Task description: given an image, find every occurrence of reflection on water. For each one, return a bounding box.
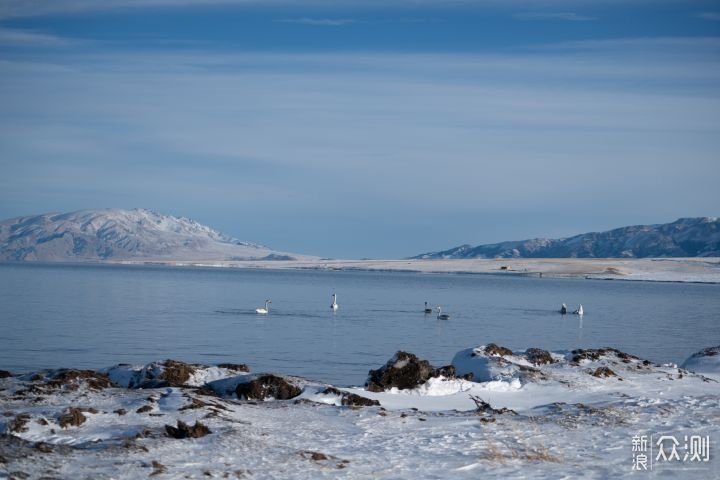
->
[1,263,719,386]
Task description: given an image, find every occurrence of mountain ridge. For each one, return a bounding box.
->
[0,208,309,262]
[413,217,720,259]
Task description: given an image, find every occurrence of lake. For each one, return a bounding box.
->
[1,263,718,386]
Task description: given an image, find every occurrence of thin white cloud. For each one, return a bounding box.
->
[275,17,355,26]
[514,12,596,21]
[0,27,71,46]
[697,12,720,21]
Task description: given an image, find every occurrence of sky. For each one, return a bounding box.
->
[0,0,719,258]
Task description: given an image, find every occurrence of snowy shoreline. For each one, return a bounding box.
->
[2,345,718,479]
[4,257,718,284]
[116,257,720,284]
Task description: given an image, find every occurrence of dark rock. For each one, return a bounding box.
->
[160,360,196,386]
[114,409,127,416]
[47,369,114,390]
[34,442,54,453]
[8,414,31,433]
[322,387,380,407]
[484,343,513,357]
[179,397,210,411]
[165,420,211,439]
[136,405,154,414]
[300,450,334,461]
[366,351,446,392]
[0,370,12,379]
[58,408,87,428]
[526,348,555,365]
[217,363,250,373]
[235,375,301,401]
[436,365,456,378]
[592,367,617,378]
[571,348,639,365]
[150,460,166,476]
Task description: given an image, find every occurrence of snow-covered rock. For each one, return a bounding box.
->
[452,344,542,383]
[681,346,720,374]
[104,359,245,389]
[365,351,458,392]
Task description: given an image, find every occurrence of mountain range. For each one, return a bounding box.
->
[0,209,308,262]
[413,217,720,259]
[2,211,718,262]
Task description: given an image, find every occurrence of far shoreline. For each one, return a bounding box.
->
[2,257,719,284]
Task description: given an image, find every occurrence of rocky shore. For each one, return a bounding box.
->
[1,345,718,478]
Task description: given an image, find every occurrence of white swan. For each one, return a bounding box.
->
[573,304,584,315]
[424,302,433,314]
[255,299,271,314]
[330,293,338,310]
[436,306,450,320]
[560,303,568,314]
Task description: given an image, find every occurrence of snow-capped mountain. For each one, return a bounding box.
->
[0,209,307,262]
[413,217,720,259]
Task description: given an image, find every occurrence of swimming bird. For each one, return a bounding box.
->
[331,293,338,310]
[560,303,568,314]
[255,299,271,315]
[424,302,433,314]
[573,304,584,315]
[436,306,450,320]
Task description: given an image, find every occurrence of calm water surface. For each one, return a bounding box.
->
[1,263,719,386]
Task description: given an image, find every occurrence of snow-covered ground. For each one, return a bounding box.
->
[120,257,720,284]
[1,346,718,479]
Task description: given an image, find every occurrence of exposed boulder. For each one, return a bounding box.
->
[106,359,249,389]
[526,348,555,365]
[235,375,302,401]
[322,387,380,407]
[8,414,31,433]
[592,367,617,378]
[35,369,115,391]
[160,360,195,386]
[58,408,88,428]
[435,365,457,378]
[106,359,197,388]
[570,348,639,365]
[0,370,12,379]
[164,420,211,439]
[483,343,513,357]
[366,351,456,392]
[216,363,250,373]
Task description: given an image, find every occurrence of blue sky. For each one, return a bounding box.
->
[0,0,719,258]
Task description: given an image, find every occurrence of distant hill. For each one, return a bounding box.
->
[413,217,720,259]
[0,208,309,262]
